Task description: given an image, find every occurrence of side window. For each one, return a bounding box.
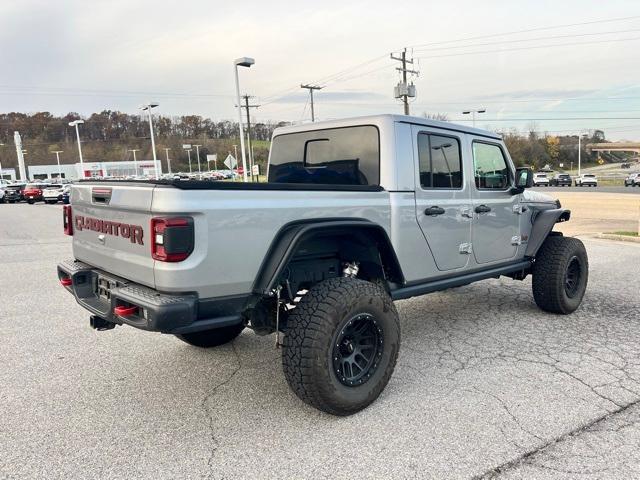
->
[473,142,510,189]
[417,133,463,189]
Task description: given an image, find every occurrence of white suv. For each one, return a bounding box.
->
[533,172,550,186]
[624,172,640,187]
[575,174,598,187]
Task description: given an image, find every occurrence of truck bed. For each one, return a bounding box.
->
[70,181,393,299]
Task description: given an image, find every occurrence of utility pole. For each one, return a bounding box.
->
[391,48,419,115]
[232,144,238,167]
[164,148,172,174]
[301,84,323,121]
[242,95,260,181]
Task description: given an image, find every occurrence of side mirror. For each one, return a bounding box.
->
[511,167,533,194]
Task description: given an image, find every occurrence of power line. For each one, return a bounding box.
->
[408,14,640,49]
[413,27,640,53]
[416,36,640,60]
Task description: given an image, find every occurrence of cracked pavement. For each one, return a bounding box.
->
[1,203,640,479]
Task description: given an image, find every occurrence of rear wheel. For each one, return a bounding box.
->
[175,323,245,348]
[282,277,400,416]
[532,236,588,314]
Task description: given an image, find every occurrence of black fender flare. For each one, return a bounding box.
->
[252,219,405,295]
[525,208,571,257]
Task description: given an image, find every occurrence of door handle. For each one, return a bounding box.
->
[475,204,492,214]
[425,206,445,216]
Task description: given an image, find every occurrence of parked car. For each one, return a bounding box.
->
[0,185,5,203]
[550,173,572,187]
[58,114,586,416]
[62,184,71,204]
[574,174,598,187]
[533,172,550,186]
[43,185,64,204]
[624,172,640,187]
[4,183,26,203]
[22,183,45,203]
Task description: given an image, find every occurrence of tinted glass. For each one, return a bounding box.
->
[417,133,463,189]
[268,126,379,185]
[473,142,510,189]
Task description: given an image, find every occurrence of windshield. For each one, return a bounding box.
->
[268,125,380,185]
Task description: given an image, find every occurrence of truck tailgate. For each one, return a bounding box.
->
[71,183,156,288]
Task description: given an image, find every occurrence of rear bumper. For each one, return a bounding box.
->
[57,259,246,333]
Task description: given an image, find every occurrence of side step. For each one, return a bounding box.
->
[391,260,532,301]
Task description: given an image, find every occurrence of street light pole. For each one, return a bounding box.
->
[193,144,202,173]
[186,149,193,173]
[128,149,140,176]
[578,135,581,177]
[0,143,4,181]
[53,150,64,179]
[462,109,486,128]
[164,148,172,174]
[140,103,159,179]
[234,57,255,182]
[68,120,85,172]
[576,130,590,177]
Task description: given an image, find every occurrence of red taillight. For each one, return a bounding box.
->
[60,277,73,286]
[150,217,194,262]
[114,305,138,317]
[63,205,73,235]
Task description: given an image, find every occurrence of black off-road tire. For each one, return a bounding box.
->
[532,236,588,314]
[175,323,245,348]
[282,277,400,416]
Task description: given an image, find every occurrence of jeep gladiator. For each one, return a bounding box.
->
[58,114,588,415]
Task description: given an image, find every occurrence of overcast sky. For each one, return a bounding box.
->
[2,0,640,139]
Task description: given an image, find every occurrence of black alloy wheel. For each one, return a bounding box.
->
[564,256,582,298]
[332,313,383,387]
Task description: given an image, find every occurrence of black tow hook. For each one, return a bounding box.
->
[89,315,116,331]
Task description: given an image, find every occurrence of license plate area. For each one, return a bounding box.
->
[96,275,117,301]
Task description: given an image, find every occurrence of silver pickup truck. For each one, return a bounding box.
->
[58,114,588,415]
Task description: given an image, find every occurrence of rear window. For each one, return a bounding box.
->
[25,184,39,189]
[268,126,380,185]
[585,175,596,178]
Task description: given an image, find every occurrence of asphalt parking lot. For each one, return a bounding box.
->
[2,202,640,479]
[533,186,640,194]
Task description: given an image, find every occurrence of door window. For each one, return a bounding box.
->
[473,142,510,189]
[417,134,462,189]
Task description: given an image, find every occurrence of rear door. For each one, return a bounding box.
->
[71,183,156,287]
[412,125,472,271]
[469,139,520,264]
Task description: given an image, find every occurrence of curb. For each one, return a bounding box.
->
[595,233,640,244]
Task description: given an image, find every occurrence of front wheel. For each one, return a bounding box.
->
[175,323,245,348]
[282,277,400,416]
[532,236,588,314]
